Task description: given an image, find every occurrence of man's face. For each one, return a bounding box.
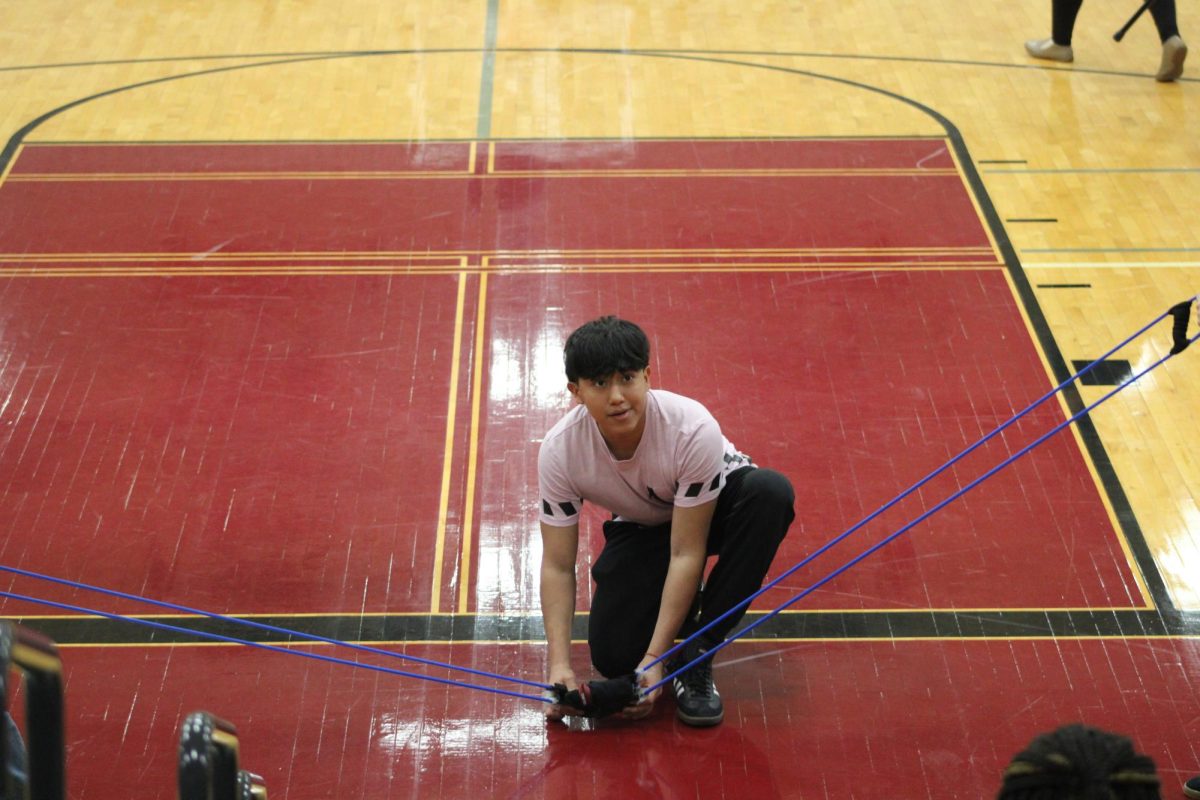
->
[568,368,651,448]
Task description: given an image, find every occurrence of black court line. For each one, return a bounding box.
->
[11,609,1200,646]
[1037,283,1092,288]
[1006,218,1059,223]
[2,45,1194,84]
[0,46,1180,636]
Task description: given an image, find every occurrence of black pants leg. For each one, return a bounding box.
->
[696,467,795,643]
[1149,0,1180,42]
[1052,0,1085,46]
[587,466,795,677]
[587,517,672,677]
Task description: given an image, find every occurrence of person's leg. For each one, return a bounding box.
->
[1148,0,1180,41]
[668,466,794,727]
[695,466,795,643]
[1051,0,1085,45]
[587,519,672,678]
[1027,0,1082,62]
[1149,0,1187,82]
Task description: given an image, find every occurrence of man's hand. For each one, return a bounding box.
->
[545,666,580,721]
[620,653,663,720]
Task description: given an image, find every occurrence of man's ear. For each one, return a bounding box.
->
[567,382,579,400]
[643,367,651,386]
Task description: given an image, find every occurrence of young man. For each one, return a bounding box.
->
[538,316,795,726]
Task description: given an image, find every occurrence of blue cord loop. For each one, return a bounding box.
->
[0,590,552,704]
[641,297,1198,696]
[0,565,553,693]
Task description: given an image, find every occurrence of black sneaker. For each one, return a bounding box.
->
[1184,775,1200,800]
[669,643,724,727]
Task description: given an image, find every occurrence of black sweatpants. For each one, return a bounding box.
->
[587,466,795,678]
[1053,0,1180,45]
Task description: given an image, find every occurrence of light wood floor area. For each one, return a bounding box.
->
[0,0,1196,611]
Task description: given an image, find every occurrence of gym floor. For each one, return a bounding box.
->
[0,2,1197,797]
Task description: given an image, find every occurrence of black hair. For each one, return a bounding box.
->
[563,316,650,383]
[997,724,1161,800]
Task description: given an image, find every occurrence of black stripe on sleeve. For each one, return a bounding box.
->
[708,472,721,491]
[558,501,577,517]
[542,500,553,516]
[684,482,703,498]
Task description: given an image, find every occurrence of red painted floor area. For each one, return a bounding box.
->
[0,275,460,616]
[47,638,1200,799]
[0,139,990,260]
[0,139,1186,799]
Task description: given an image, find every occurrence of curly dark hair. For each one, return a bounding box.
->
[997,724,1161,799]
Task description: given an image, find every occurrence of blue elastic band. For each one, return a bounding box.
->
[641,300,1188,676]
[645,322,1199,696]
[0,590,552,705]
[0,565,552,692]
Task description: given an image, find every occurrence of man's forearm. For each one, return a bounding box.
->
[646,552,705,657]
[540,566,577,669]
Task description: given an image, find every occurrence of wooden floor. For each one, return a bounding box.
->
[0,2,1198,798]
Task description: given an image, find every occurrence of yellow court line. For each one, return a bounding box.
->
[0,143,24,190]
[467,141,477,174]
[13,602,1153,621]
[486,168,958,178]
[998,268,1154,608]
[5,167,959,182]
[458,273,488,614]
[487,141,496,175]
[52,633,1200,650]
[7,171,478,182]
[430,272,469,615]
[0,259,1000,270]
[945,142,1006,264]
[0,246,996,260]
[0,269,471,279]
[0,264,1005,280]
[0,264,1006,279]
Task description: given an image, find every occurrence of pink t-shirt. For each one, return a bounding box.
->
[538,389,752,527]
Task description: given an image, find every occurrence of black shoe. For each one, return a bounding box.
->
[1184,775,1200,800]
[669,643,724,727]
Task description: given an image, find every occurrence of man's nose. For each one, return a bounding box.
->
[607,383,624,403]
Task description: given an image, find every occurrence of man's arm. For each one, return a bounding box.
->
[630,499,716,712]
[540,521,579,716]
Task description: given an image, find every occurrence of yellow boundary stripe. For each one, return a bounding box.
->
[467,141,477,174]
[49,634,1200,649]
[458,273,488,614]
[945,141,1005,264]
[6,167,959,182]
[10,604,1153,621]
[7,171,470,182]
[430,273,468,615]
[0,264,1005,279]
[0,246,995,260]
[23,136,950,147]
[0,256,998,266]
[1000,266,1154,608]
[0,143,24,190]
